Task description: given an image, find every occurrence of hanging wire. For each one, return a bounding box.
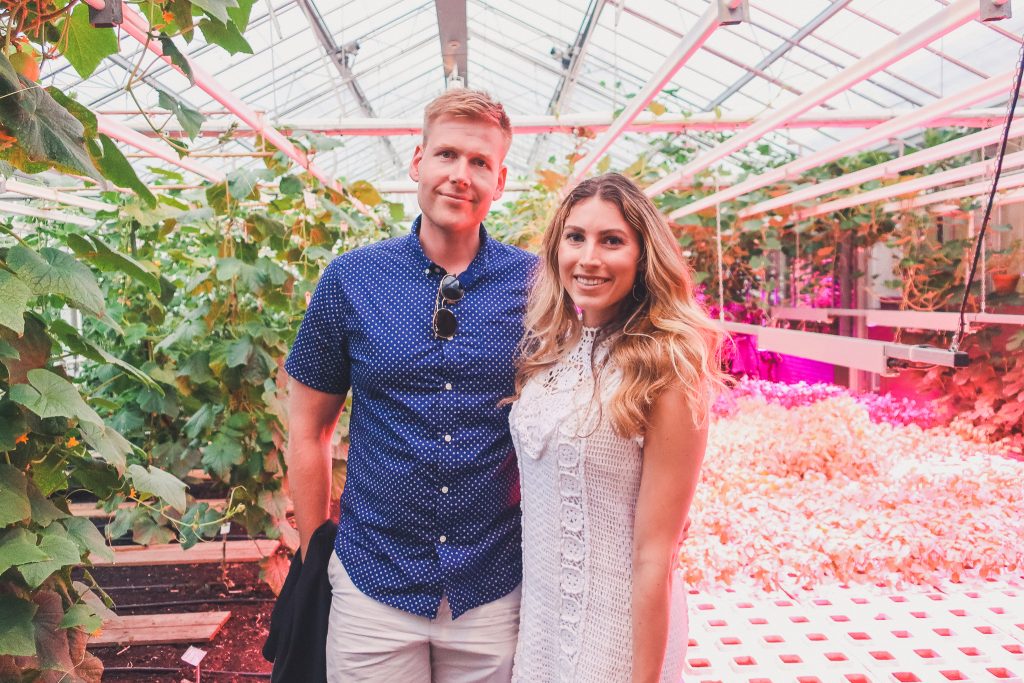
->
[951,37,1024,351]
[715,173,726,320]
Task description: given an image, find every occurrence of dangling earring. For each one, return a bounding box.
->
[631,283,644,302]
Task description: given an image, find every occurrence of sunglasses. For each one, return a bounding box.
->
[433,273,465,340]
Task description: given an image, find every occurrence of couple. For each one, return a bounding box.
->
[285,89,724,682]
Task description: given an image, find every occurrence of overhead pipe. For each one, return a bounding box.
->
[740,119,1024,218]
[2,179,110,212]
[566,0,747,185]
[103,109,1021,137]
[0,200,97,227]
[796,149,1024,220]
[667,68,1013,221]
[883,172,1024,212]
[644,0,981,198]
[98,115,226,182]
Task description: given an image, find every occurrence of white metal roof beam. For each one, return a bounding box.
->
[567,0,748,185]
[646,0,981,199]
[665,67,1012,221]
[883,172,1024,212]
[798,149,1024,220]
[435,0,468,86]
[527,0,607,168]
[114,109,1019,137]
[752,5,941,101]
[740,120,1024,218]
[295,0,403,170]
[705,0,857,112]
[0,201,97,228]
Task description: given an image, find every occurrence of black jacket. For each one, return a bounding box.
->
[262,520,337,683]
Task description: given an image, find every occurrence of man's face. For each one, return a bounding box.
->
[409,114,508,236]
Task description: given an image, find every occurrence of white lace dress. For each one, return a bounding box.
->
[509,327,688,683]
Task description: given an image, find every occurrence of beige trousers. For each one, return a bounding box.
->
[326,552,520,682]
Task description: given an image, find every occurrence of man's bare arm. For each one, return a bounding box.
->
[285,378,346,559]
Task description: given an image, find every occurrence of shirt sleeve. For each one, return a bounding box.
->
[284,258,352,396]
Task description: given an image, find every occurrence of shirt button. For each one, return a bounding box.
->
[424,268,431,275]
[444,434,452,442]
[439,535,447,543]
[441,486,449,494]
[444,382,452,391]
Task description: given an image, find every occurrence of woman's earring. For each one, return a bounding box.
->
[632,284,644,301]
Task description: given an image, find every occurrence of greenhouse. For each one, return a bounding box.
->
[1,0,1023,681]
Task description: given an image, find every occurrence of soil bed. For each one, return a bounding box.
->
[82,561,275,682]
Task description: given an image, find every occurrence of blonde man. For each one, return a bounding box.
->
[285,90,535,681]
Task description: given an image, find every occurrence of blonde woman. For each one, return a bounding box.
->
[508,173,725,682]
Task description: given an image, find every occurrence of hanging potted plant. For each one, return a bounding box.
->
[989,240,1023,296]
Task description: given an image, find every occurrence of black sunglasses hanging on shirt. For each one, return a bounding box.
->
[433,274,464,340]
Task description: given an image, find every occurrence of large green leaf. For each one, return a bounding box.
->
[0,270,32,335]
[79,422,131,475]
[65,233,161,294]
[201,432,244,479]
[90,134,157,207]
[227,0,256,31]
[0,55,100,179]
[0,528,48,575]
[0,464,31,527]
[126,464,187,513]
[157,91,203,140]
[63,517,114,564]
[6,245,104,316]
[226,335,253,367]
[62,5,118,78]
[9,368,103,426]
[18,525,83,588]
[191,0,239,24]
[48,319,160,391]
[59,604,103,634]
[27,483,66,528]
[131,514,176,546]
[46,87,98,140]
[198,17,253,54]
[158,36,195,86]
[0,595,37,657]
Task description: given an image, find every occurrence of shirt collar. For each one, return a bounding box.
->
[406,215,491,289]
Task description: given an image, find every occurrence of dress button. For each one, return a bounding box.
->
[444,434,452,442]
[424,268,431,275]
[444,382,452,391]
[441,486,449,494]
[439,535,447,543]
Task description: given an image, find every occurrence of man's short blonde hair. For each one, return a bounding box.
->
[423,89,512,151]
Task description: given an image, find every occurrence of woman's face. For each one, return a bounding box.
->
[557,196,642,328]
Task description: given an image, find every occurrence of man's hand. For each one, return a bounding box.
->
[285,378,346,559]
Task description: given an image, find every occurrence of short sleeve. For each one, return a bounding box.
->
[284,259,351,395]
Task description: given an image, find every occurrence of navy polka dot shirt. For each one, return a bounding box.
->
[285,217,538,619]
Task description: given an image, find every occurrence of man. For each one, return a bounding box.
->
[284,89,536,682]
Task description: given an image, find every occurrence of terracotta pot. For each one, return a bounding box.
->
[992,271,1021,296]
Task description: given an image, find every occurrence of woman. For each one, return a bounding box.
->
[508,173,725,682]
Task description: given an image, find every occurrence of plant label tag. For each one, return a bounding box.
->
[181,646,207,666]
[303,189,317,210]
[220,522,231,535]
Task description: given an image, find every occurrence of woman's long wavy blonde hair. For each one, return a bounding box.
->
[510,173,726,438]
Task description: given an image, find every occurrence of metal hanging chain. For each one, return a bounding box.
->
[952,37,1024,352]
